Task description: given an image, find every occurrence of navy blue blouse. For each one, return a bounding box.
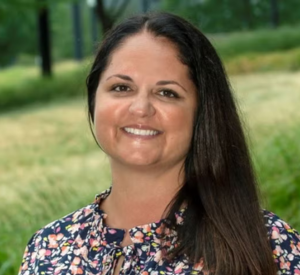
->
[19,188,300,274]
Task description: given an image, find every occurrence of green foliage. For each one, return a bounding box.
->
[50,2,74,60]
[0,0,136,67]
[0,0,37,65]
[231,71,300,227]
[0,0,93,66]
[161,0,300,32]
[2,0,300,67]
[50,1,99,61]
[254,125,300,227]
[0,250,15,275]
[159,1,300,75]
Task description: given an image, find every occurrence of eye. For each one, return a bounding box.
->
[158,89,179,98]
[111,84,131,92]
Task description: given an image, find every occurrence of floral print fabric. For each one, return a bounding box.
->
[19,188,300,275]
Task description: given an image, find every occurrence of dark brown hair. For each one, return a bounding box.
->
[86,12,277,275]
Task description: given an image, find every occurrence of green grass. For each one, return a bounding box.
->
[0,100,111,274]
[0,61,91,112]
[210,25,300,59]
[231,72,300,226]
[0,71,300,275]
[208,26,300,74]
[225,47,300,74]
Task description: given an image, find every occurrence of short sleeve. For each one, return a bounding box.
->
[265,211,300,274]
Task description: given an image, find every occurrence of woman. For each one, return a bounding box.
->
[19,12,300,275]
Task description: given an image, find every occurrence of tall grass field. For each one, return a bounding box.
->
[0,71,300,274]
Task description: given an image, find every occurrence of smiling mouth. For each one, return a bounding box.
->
[123,127,160,136]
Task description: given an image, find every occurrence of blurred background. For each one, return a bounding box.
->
[0,0,299,274]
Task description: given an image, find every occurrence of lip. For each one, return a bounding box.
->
[121,124,162,139]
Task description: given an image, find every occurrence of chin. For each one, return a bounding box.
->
[123,158,158,167]
[110,153,160,168]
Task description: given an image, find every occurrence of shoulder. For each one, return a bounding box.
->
[33,200,99,242]
[263,210,300,274]
[23,188,111,248]
[263,210,300,243]
[20,202,98,254]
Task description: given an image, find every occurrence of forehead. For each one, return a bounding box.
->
[115,31,179,55]
[101,32,189,80]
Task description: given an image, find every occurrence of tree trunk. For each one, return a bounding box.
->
[38,0,52,76]
[270,0,279,28]
[72,2,83,61]
[95,0,114,34]
[95,0,131,34]
[243,0,252,29]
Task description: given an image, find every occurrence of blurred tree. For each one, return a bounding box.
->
[1,0,300,68]
[0,0,86,68]
[270,0,279,28]
[0,0,37,66]
[160,0,300,33]
[50,2,74,60]
[95,0,131,33]
[242,0,252,29]
[280,0,300,25]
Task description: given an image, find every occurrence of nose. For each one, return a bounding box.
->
[128,93,155,118]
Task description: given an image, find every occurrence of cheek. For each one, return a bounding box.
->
[167,107,195,136]
[93,95,129,146]
[93,99,116,144]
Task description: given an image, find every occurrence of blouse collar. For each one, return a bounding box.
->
[91,187,185,248]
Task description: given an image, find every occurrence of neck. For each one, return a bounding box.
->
[100,160,184,230]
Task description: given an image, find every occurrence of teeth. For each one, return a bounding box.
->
[124,128,159,136]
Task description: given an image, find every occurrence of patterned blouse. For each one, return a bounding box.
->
[19,188,300,275]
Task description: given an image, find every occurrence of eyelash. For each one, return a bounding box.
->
[111,84,131,92]
[110,84,180,99]
[157,89,180,99]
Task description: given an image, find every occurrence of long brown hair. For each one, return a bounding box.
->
[86,12,277,275]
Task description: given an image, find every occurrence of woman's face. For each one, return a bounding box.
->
[94,32,197,170]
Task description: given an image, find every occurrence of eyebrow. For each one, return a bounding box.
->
[106,74,188,93]
[106,74,133,82]
[156,80,187,93]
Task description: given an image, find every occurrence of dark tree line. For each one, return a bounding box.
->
[1,0,300,75]
[162,0,298,33]
[0,0,132,75]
